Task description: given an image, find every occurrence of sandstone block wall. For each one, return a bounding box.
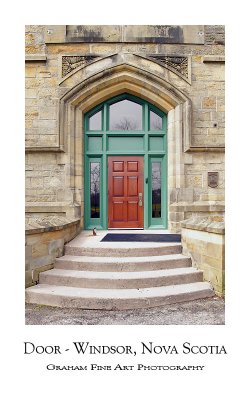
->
[182,218,225,296]
[25,25,225,284]
[25,218,80,287]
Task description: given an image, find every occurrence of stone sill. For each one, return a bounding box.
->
[170,201,225,213]
[203,55,225,63]
[26,217,80,235]
[25,55,47,62]
[184,146,225,153]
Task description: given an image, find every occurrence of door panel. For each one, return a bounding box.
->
[113,161,124,172]
[127,201,138,221]
[127,176,138,196]
[113,176,124,196]
[113,201,124,221]
[108,156,144,228]
[127,161,138,172]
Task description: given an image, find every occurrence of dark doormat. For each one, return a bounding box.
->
[101,233,181,242]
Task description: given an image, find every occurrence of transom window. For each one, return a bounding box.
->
[89,110,102,130]
[150,110,163,130]
[86,94,165,133]
[109,99,142,130]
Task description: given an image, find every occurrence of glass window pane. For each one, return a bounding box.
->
[150,110,163,130]
[89,110,102,130]
[90,162,100,218]
[109,99,142,130]
[152,162,161,218]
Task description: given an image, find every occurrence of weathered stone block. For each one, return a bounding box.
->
[25,66,37,77]
[26,88,38,99]
[39,107,57,120]
[25,271,33,288]
[32,242,48,258]
[31,254,53,268]
[48,239,64,257]
[25,245,32,270]
[206,242,224,259]
[186,174,203,188]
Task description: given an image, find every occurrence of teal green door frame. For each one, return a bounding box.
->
[84,93,168,230]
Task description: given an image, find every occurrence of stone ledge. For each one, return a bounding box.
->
[26,202,69,213]
[170,201,225,213]
[25,55,47,62]
[25,216,80,234]
[25,146,65,153]
[203,55,225,63]
[181,216,225,234]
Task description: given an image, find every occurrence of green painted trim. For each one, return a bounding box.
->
[84,156,105,230]
[84,93,168,230]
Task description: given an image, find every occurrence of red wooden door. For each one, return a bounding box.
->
[108,156,144,228]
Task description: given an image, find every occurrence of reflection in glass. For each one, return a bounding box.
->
[152,162,161,218]
[90,162,100,218]
[89,110,102,130]
[150,111,163,130]
[109,100,142,130]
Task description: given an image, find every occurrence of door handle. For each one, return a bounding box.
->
[139,192,143,207]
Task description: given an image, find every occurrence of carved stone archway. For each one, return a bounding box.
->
[58,54,192,231]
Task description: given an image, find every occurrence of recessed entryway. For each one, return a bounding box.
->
[84,93,168,230]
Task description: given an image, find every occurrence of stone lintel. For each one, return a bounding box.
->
[44,25,204,44]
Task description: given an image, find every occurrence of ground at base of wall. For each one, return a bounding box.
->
[25,296,224,325]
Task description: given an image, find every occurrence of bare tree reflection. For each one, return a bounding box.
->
[114,117,138,130]
[151,119,162,130]
[110,100,142,130]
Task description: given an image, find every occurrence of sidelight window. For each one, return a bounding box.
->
[90,162,100,218]
[152,162,161,218]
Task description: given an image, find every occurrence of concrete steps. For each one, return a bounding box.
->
[25,282,214,310]
[64,242,182,257]
[25,231,214,310]
[39,267,203,289]
[54,253,192,271]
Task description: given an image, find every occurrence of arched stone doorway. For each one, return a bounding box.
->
[58,54,192,232]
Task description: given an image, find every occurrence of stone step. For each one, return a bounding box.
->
[25,282,214,310]
[55,253,191,271]
[39,267,203,289]
[64,242,182,257]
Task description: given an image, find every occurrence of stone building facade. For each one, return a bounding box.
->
[25,25,225,295]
